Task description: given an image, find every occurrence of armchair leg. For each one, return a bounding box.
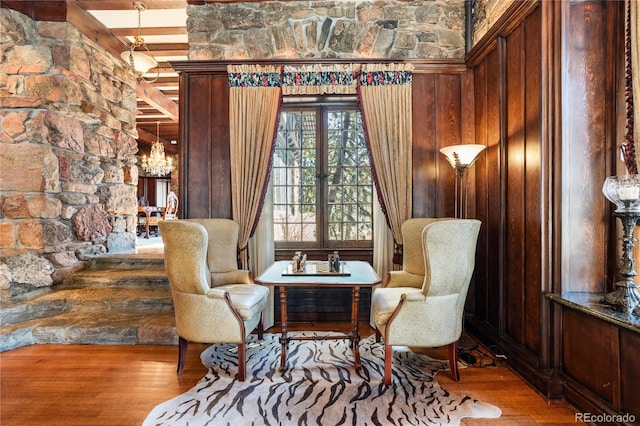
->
[177,336,188,375]
[384,343,393,386]
[375,328,382,343]
[257,313,264,340]
[448,341,459,381]
[237,341,246,381]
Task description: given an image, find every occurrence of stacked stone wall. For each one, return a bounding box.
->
[187,0,466,60]
[471,0,511,46]
[0,9,139,301]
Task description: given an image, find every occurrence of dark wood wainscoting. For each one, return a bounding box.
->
[466,0,630,419]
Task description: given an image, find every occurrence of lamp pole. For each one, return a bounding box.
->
[440,144,486,219]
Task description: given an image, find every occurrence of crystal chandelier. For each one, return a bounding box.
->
[141,121,173,176]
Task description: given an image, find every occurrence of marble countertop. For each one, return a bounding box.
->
[546,292,640,333]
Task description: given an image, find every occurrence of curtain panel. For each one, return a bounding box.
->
[358,63,414,269]
[228,64,282,269]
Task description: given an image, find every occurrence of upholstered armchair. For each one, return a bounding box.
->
[383,218,445,290]
[372,219,481,385]
[159,219,269,381]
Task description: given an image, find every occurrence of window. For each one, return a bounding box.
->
[273,101,373,249]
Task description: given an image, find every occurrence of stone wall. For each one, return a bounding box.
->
[471,0,511,46]
[187,0,466,60]
[0,9,139,302]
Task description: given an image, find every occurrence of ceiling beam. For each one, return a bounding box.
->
[137,127,170,145]
[136,80,179,122]
[75,0,186,10]
[112,27,188,37]
[1,1,67,20]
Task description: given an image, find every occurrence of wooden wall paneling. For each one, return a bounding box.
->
[472,61,488,320]
[620,329,640,420]
[605,0,627,292]
[209,74,232,218]
[470,47,502,328]
[523,5,543,355]
[434,74,462,218]
[411,73,438,218]
[560,0,609,293]
[180,73,232,219]
[504,23,526,344]
[485,47,503,329]
[562,309,620,407]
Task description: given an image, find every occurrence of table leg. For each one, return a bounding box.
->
[351,286,361,368]
[144,212,150,239]
[279,286,288,370]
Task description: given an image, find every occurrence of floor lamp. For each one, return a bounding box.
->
[439,144,486,218]
[439,144,487,358]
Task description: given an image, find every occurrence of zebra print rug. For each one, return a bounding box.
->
[143,332,501,426]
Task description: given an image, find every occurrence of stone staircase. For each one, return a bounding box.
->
[0,252,177,352]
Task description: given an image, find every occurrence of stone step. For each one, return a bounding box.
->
[62,267,169,289]
[0,248,176,353]
[41,287,173,313]
[1,296,70,327]
[1,287,173,326]
[0,311,176,351]
[88,253,165,270]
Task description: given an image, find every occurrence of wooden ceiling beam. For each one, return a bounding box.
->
[1,1,67,20]
[137,127,171,145]
[75,0,186,10]
[112,27,187,37]
[136,80,179,122]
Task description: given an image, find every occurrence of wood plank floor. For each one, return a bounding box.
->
[1,323,580,426]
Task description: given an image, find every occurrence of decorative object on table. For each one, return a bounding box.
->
[291,251,306,272]
[439,144,486,218]
[282,261,351,276]
[329,250,341,272]
[601,174,640,313]
[142,333,502,426]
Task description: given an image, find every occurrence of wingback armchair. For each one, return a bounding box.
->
[159,218,269,381]
[383,218,445,289]
[372,219,481,385]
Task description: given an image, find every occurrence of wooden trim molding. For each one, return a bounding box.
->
[171,59,466,75]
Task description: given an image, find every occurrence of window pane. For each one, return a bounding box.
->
[275,107,372,245]
[326,110,372,242]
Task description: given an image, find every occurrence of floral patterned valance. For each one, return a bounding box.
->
[359,63,414,86]
[282,64,359,95]
[228,63,415,91]
[228,64,282,88]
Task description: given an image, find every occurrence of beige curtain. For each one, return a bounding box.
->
[249,181,275,328]
[228,64,282,269]
[358,63,414,270]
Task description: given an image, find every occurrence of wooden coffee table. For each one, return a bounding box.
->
[255,260,381,370]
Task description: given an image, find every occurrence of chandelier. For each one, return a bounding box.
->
[121,1,158,83]
[141,121,173,176]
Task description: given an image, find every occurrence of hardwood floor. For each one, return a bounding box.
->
[1,323,580,426]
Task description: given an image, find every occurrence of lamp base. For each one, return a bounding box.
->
[601,280,640,314]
